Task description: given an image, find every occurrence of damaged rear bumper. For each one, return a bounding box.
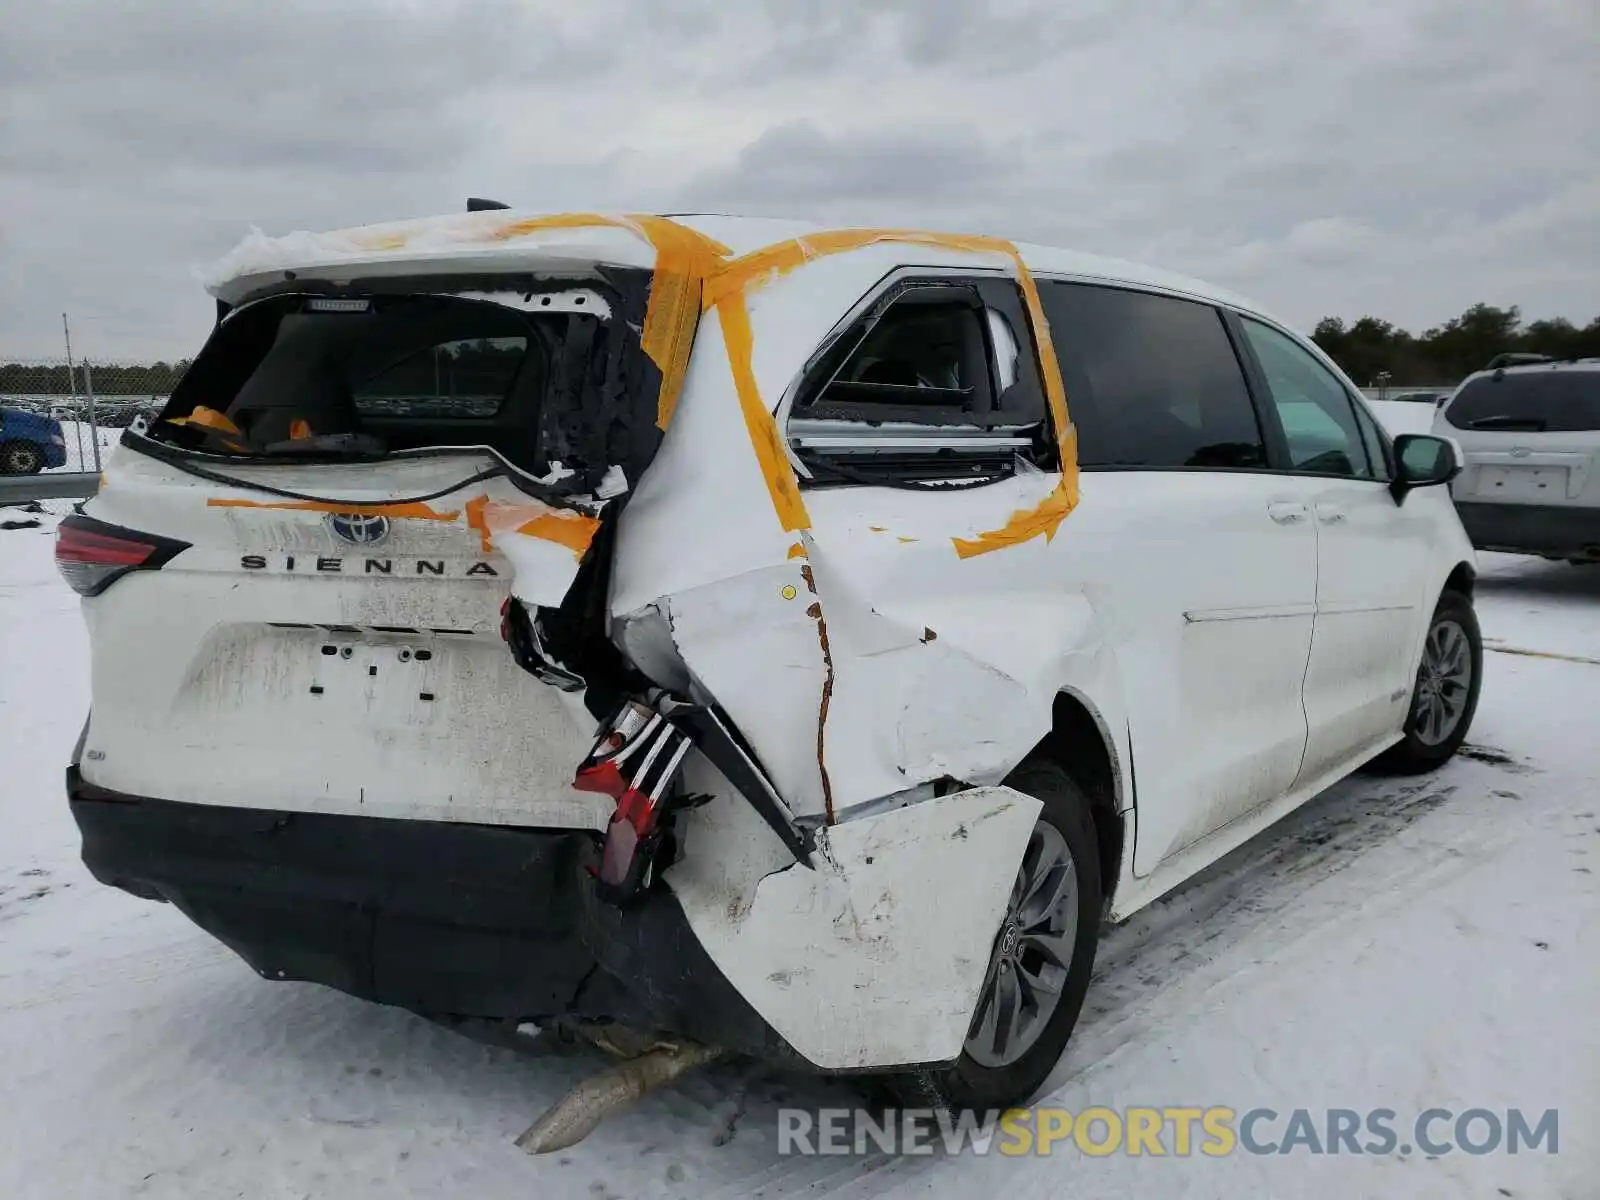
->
[67,767,801,1065]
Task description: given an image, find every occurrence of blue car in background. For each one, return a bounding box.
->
[0,407,69,474]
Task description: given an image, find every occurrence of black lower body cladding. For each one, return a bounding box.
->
[67,769,798,1064]
[1454,501,1600,560]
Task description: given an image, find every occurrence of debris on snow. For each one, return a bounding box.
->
[515,1039,723,1155]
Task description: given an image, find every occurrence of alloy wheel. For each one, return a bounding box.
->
[1413,618,1472,746]
[964,821,1079,1069]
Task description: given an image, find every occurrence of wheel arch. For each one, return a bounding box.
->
[1443,559,1476,599]
[1031,687,1129,904]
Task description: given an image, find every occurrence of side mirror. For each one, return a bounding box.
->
[1391,433,1463,503]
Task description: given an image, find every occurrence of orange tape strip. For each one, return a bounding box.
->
[465,494,602,559]
[353,212,732,435]
[206,498,460,521]
[266,215,1083,558]
[166,406,242,437]
[211,493,601,560]
[705,228,1080,555]
[483,213,731,431]
[463,494,495,553]
[627,216,732,428]
[716,291,812,533]
[512,511,602,557]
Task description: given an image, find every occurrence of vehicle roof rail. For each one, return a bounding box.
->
[1483,352,1554,371]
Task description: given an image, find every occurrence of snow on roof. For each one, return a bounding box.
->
[202,209,1278,325]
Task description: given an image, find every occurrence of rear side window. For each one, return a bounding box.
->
[786,276,1053,488]
[793,280,1044,428]
[1039,283,1266,469]
[1444,371,1600,433]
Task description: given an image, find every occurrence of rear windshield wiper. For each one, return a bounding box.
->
[1468,415,1548,431]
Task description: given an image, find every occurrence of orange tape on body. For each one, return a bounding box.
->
[282,216,1082,557]
[165,406,242,436]
[716,292,813,533]
[207,497,460,521]
[464,494,602,559]
[357,213,731,434]
[485,213,731,430]
[211,493,600,560]
[705,229,1080,556]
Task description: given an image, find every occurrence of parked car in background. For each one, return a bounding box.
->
[62,209,1481,1114]
[1434,359,1600,564]
[94,404,163,429]
[0,406,68,473]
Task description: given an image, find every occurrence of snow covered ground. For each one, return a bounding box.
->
[1,512,1595,1199]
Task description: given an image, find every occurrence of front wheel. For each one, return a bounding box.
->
[1369,589,1483,775]
[878,758,1103,1111]
[0,441,45,475]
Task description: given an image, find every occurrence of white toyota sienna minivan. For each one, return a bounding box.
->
[60,210,1481,1111]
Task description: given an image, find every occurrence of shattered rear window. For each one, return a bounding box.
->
[351,335,529,419]
[149,289,604,475]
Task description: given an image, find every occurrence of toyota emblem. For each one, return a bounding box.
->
[327,513,391,546]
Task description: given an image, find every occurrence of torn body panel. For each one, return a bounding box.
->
[663,781,1041,1070]
[611,243,1102,820]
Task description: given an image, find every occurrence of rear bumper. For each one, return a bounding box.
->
[68,768,798,1064]
[1454,501,1600,560]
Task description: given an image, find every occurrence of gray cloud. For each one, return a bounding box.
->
[1,0,1595,360]
[675,121,1019,213]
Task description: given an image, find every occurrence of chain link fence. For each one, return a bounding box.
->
[1,356,185,477]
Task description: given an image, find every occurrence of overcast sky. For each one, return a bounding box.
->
[2,0,1595,361]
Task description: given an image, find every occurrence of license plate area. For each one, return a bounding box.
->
[1475,464,1569,500]
[302,631,461,728]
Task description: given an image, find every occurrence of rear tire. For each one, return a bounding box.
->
[0,441,45,475]
[874,758,1103,1111]
[1368,589,1482,775]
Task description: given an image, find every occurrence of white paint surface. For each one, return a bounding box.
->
[669,786,1040,1071]
[76,450,612,828]
[3,521,1597,1198]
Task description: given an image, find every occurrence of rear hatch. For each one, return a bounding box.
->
[70,270,669,828]
[1440,367,1600,509]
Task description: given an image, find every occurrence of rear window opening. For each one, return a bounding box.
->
[787,278,1055,488]
[146,276,661,494]
[1445,370,1600,434]
[795,283,1042,429]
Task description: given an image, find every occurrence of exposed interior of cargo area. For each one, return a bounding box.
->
[73,250,693,838]
[150,269,667,494]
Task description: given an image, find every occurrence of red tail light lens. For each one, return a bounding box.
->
[55,514,190,596]
[574,699,695,904]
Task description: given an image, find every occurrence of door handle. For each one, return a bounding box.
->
[1316,503,1346,523]
[1267,501,1308,524]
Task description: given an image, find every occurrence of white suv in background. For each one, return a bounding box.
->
[1435,358,1600,564]
[60,209,1481,1114]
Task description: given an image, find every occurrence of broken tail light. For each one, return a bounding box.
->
[55,514,190,597]
[576,698,697,904]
